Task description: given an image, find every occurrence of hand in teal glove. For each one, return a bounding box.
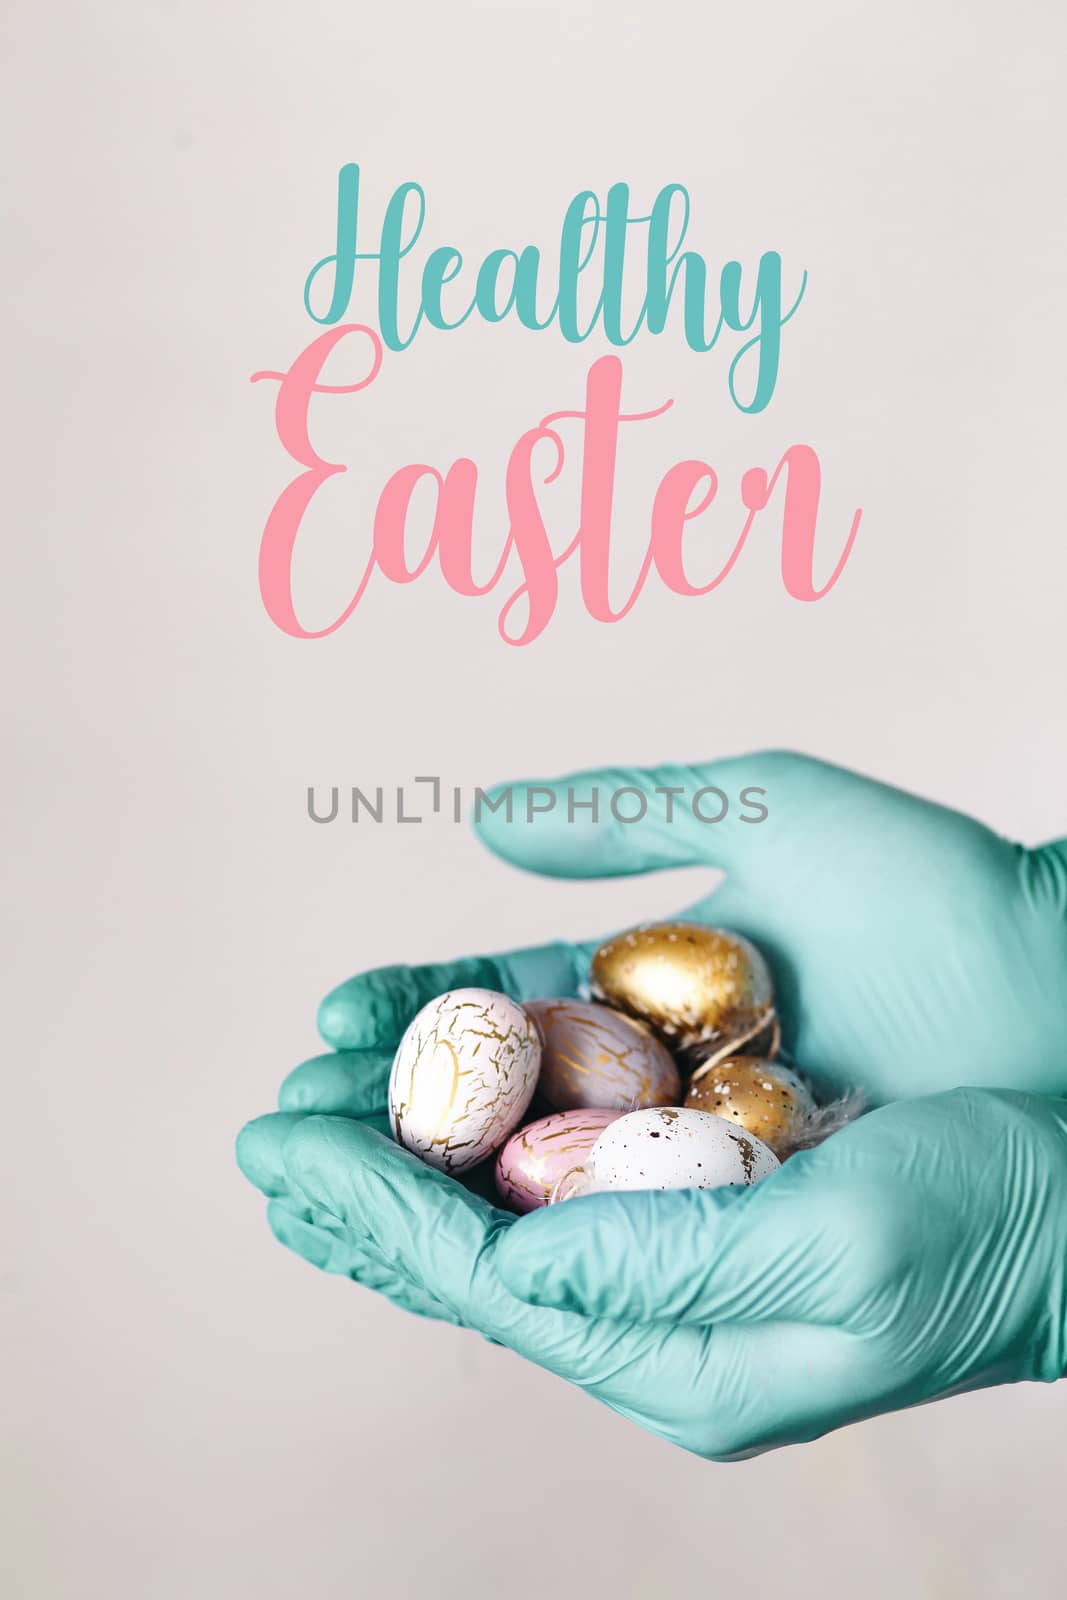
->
[307,751,1067,1105]
[237,751,1067,1452]
[240,1090,1067,1458]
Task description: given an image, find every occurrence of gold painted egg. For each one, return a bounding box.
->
[684,1057,815,1157]
[525,998,681,1112]
[590,922,775,1054]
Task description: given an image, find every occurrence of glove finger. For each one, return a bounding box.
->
[317,942,585,1050]
[496,1164,830,1327]
[278,1050,394,1116]
[280,1115,691,1387]
[237,1109,396,1200]
[471,753,801,883]
[473,751,999,896]
[236,1113,310,1198]
[241,1106,503,1221]
[265,1200,461,1324]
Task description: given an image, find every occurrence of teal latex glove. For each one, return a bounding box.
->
[240,1090,1067,1458]
[309,752,1067,1105]
[236,751,1067,1452]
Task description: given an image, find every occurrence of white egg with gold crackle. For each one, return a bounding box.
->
[389,989,540,1175]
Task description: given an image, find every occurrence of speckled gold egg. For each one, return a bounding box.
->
[590,922,775,1055]
[684,1057,815,1156]
[525,998,681,1112]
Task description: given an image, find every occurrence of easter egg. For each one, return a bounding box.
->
[684,1057,816,1157]
[495,1108,621,1212]
[524,998,680,1112]
[590,922,775,1055]
[552,1105,779,1200]
[389,989,540,1175]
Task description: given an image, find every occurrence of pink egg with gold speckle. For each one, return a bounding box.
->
[495,1109,621,1212]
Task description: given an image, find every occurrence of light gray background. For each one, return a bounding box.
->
[4,2,1066,1596]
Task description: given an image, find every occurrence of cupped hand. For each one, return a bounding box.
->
[238,1089,1067,1457]
[236,750,1067,1451]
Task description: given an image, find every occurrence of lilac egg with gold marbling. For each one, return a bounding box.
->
[524,998,681,1112]
[495,1108,621,1212]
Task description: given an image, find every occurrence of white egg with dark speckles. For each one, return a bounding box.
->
[558,1105,779,1196]
[389,989,540,1174]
